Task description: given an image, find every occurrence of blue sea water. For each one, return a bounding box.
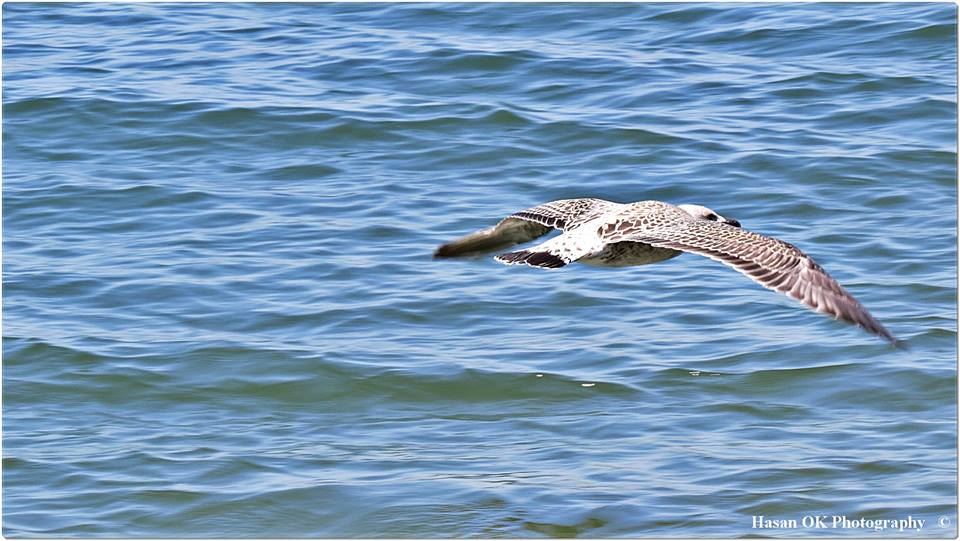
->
[3,2,957,538]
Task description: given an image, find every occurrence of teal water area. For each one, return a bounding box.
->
[3,3,957,537]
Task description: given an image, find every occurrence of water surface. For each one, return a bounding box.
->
[3,3,957,537]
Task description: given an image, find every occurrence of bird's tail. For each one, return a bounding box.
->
[434,226,517,258]
[434,218,551,258]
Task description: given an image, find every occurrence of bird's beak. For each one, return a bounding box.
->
[724,218,741,228]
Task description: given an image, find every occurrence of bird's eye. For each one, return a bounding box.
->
[706,214,718,221]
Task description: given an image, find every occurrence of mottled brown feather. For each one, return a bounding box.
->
[624,220,897,343]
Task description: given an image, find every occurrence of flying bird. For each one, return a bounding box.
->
[434,198,898,344]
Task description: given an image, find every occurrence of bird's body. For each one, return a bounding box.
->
[579,240,681,267]
[434,198,899,344]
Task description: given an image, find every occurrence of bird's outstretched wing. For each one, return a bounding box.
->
[623,220,899,344]
[434,198,618,258]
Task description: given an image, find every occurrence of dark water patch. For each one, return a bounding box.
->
[896,22,958,42]
[194,106,293,127]
[524,516,607,537]
[817,97,956,132]
[428,49,538,73]
[261,163,341,180]
[769,86,831,99]
[875,148,956,168]
[644,5,722,24]
[849,74,940,93]
[349,369,641,405]
[703,401,812,421]
[771,70,873,87]
[4,338,112,368]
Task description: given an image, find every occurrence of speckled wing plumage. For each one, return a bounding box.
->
[433,198,619,257]
[623,220,898,344]
[508,198,620,231]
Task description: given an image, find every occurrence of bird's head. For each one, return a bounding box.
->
[677,204,741,228]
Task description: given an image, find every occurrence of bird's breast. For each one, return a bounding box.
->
[579,241,682,267]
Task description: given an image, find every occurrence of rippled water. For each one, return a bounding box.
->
[3,3,957,538]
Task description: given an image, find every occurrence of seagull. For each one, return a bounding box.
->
[434,198,899,344]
